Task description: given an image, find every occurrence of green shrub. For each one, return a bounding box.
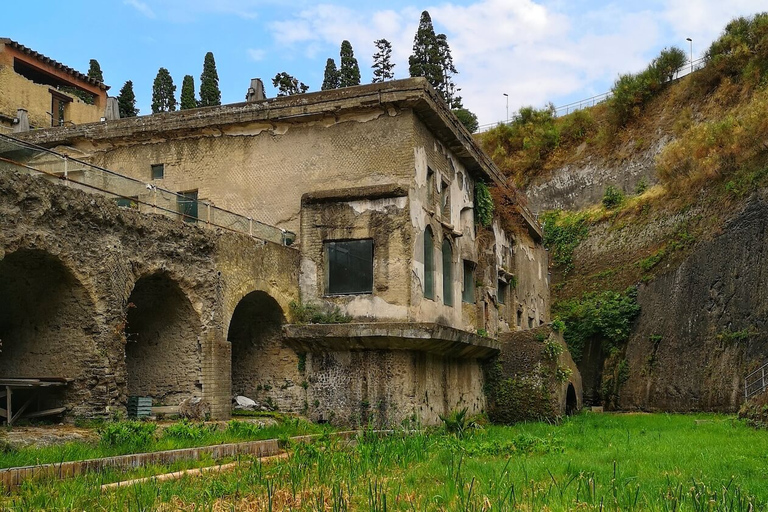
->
[226,419,265,438]
[559,109,595,145]
[542,338,564,360]
[161,419,216,441]
[541,210,590,274]
[551,318,566,333]
[602,185,625,209]
[99,421,157,447]
[474,181,494,227]
[289,301,352,324]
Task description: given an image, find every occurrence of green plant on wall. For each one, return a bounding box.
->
[475,181,494,227]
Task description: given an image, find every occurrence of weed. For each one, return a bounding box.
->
[289,301,352,324]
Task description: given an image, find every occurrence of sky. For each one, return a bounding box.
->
[4,1,767,127]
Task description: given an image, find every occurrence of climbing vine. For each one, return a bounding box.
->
[474,181,494,227]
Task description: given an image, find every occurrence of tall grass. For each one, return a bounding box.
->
[4,414,768,511]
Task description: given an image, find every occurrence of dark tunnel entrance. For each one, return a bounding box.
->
[566,383,578,416]
[0,249,101,420]
[125,273,202,406]
[227,291,285,399]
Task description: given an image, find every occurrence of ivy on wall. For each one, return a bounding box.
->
[475,181,494,227]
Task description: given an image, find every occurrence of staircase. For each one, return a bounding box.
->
[744,362,768,399]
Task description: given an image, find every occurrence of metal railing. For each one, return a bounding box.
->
[477,57,707,133]
[0,133,296,246]
[745,361,768,399]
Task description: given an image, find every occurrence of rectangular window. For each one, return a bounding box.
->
[462,260,475,303]
[326,239,374,295]
[441,180,451,221]
[115,196,139,209]
[498,279,508,304]
[177,190,198,223]
[151,164,164,180]
[426,167,435,207]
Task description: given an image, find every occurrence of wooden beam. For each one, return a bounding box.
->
[10,391,36,424]
[21,407,66,419]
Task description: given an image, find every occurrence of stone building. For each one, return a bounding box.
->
[8,78,562,425]
[0,39,109,132]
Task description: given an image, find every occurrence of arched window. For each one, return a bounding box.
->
[442,238,453,306]
[424,226,434,299]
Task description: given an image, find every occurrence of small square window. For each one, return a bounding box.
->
[326,239,373,295]
[462,260,475,303]
[115,196,139,209]
[151,163,164,180]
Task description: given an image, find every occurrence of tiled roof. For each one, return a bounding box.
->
[0,38,109,91]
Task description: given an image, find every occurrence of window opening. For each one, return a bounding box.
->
[424,226,435,300]
[442,239,453,306]
[462,260,475,303]
[115,196,139,209]
[177,190,198,223]
[498,279,508,304]
[441,179,451,221]
[426,167,435,207]
[151,164,164,180]
[326,239,373,295]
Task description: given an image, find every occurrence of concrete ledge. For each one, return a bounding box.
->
[283,322,500,359]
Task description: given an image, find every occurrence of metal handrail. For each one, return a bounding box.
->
[744,361,768,399]
[477,57,707,133]
[0,133,296,246]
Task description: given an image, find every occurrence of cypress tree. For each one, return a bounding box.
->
[272,72,309,96]
[199,52,221,107]
[151,68,177,113]
[436,33,460,107]
[117,80,139,118]
[339,40,361,87]
[409,11,443,92]
[321,58,340,90]
[180,75,197,110]
[371,39,395,83]
[87,59,104,82]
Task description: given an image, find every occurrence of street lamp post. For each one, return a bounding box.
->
[503,93,509,124]
[686,37,693,73]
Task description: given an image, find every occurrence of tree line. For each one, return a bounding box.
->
[107,10,478,132]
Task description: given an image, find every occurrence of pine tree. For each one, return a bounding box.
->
[151,68,177,113]
[87,59,104,82]
[117,80,139,118]
[339,40,361,87]
[371,39,395,83]
[409,11,443,92]
[180,75,197,110]
[272,72,309,96]
[199,52,221,107]
[321,58,340,90]
[436,33,461,107]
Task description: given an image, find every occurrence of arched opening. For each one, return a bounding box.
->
[442,238,453,306]
[566,383,578,416]
[227,291,285,400]
[125,273,202,406]
[0,249,101,418]
[424,226,435,300]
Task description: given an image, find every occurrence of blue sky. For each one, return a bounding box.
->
[4,1,767,126]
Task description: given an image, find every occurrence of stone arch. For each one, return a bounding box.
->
[0,249,103,417]
[424,225,435,299]
[442,237,454,306]
[566,382,578,416]
[227,290,287,400]
[125,272,202,406]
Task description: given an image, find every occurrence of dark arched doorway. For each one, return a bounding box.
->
[125,273,202,406]
[0,249,101,417]
[566,383,578,416]
[227,291,285,400]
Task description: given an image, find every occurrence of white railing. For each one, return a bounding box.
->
[745,361,768,399]
[0,133,296,246]
[477,57,707,133]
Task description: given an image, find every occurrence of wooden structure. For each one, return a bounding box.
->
[0,378,71,425]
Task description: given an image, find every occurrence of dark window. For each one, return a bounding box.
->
[442,239,453,306]
[462,260,475,303]
[151,164,164,180]
[177,190,198,223]
[326,239,373,295]
[424,226,435,300]
[115,196,139,209]
[426,167,435,207]
[517,307,523,326]
[498,279,508,304]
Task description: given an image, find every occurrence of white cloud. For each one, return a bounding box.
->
[124,0,155,19]
[247,48,266,62]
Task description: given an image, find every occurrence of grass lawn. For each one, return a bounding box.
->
[4,413,768,511]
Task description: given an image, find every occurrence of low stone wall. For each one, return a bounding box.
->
[483,325,582,423]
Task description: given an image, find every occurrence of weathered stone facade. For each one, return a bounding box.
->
[5,79,568,425]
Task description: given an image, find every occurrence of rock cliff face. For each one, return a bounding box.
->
[621,197,768,411]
